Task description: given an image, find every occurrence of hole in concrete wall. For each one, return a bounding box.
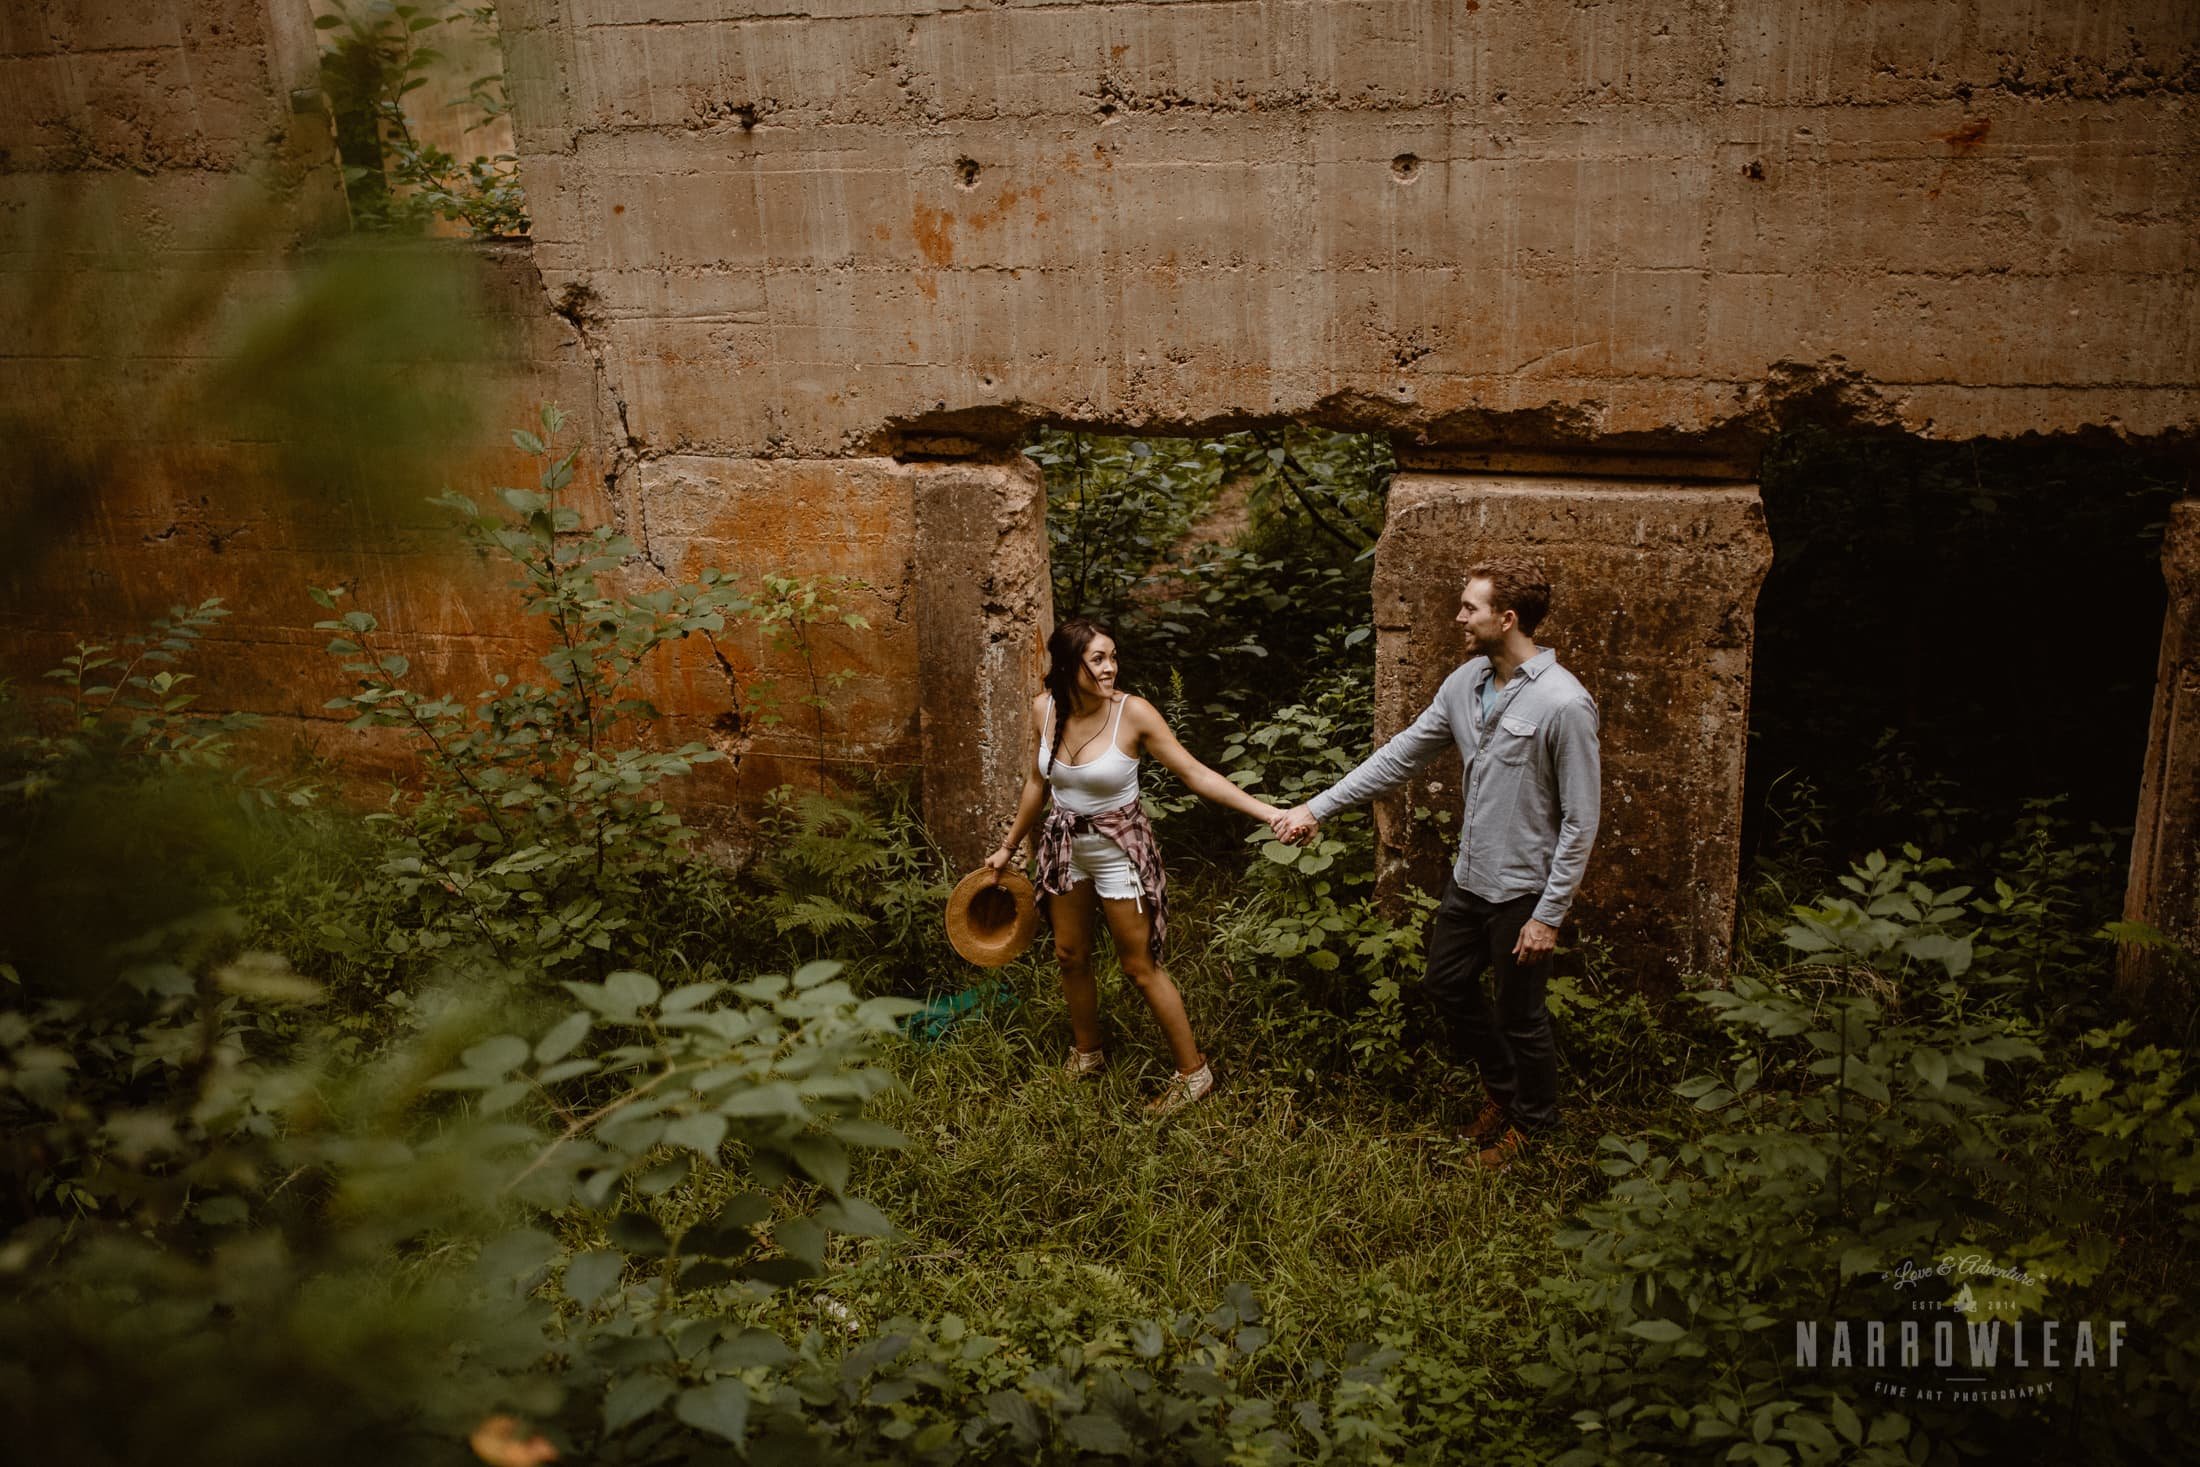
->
[954,157,981,189]
[1745,427,2186,867]
[1390,154,1421,182]
[1023,425,1392,861]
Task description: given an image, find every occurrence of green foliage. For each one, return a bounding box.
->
[311,405,746,979]
[1213,870,1435,1090]
[745,572,874,789]
[1031,424,1387,632]
[726,1286,1413,1464]
[0,603,321,1004]
[750,781,955,990]
[1032,426,1387,862]
[316,0,529,237]
[1,914,920,1463]
[1543,966,1695,1109]
[1030,432,1236,623]
[2,636,934,1459]
[1212,647,1377,832]
[5,597,257,795]
[1534,838,2197,1464]
[451,960,924,1460]
[2029,1027,2200,1453]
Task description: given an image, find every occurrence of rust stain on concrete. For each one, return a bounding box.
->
[967,186,1029,231]
[911,204,956,267]
[1936,116,1992,152]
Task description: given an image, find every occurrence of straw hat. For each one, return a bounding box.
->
[944,866,1041,967]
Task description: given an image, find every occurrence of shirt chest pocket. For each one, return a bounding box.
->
[1489,714,1539,765]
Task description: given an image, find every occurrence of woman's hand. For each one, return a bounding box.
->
[982,844,1015,882]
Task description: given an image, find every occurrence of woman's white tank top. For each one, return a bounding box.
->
[1038,694,1141,814]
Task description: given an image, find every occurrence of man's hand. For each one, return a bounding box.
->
[1271,804,1320,846]
[1512,918,1559,963]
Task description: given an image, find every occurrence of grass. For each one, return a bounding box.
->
[748,917,1631,1450]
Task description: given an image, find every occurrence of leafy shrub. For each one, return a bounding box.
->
[749,781,956,991]
[310,406,747,982]
[1543,967,1696,1109]
[1530,842,2199,1464]
[2,646,922,1459]
[2027,1026,2200,1456]
[730,1285,1412,1464]
[3,597,260,786]
[743,573,874,788]
[315,0,529,237]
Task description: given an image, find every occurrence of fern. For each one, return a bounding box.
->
[753,782,954,987]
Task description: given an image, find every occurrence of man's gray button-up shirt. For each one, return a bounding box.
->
[1307,648,1601,928]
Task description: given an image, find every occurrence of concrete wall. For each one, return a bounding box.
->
[5,1,2196,975]
[0,2,923,819]
[501,0,2198,457]
[482,0,2193,967]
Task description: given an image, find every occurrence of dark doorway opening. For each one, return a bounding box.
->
[1744,427,2186,869]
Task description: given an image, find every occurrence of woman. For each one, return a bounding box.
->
[983,617,1284,1116]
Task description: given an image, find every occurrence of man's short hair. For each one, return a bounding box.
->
[1466,557,1552,635]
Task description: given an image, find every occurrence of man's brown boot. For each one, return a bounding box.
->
[1461,1094,1509,1146]
[1473,1127,1527,1171]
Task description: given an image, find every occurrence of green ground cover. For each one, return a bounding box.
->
[3,418,2196,1465]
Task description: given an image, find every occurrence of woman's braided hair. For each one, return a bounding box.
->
[1042,617,1112,774]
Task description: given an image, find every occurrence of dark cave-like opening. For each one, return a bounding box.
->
[1744,426,2188,869]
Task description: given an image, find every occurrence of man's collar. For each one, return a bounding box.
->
[1475,647,1554,684]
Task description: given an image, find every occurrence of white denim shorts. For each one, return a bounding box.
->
[1065,831,1145,906]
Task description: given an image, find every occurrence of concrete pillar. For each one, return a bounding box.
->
[912,458,1053,874]
[1369,473,1773,988]
[2121,499,2200,1003]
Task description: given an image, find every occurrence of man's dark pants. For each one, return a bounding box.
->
[1423,883,1559,1133]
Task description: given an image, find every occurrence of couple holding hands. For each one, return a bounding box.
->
[981,558,1600,1164]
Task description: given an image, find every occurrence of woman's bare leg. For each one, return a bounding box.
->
[1050,882,1104,1055]
[1099,897,1203,1075]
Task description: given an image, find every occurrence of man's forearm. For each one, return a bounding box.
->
[1532,706,1601,927]
[1532,812,1596,928]
[1308,699,1455,821]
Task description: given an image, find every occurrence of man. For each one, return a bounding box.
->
[1274,557,1600,1167]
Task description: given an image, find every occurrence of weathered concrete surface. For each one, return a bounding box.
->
[501,0,2199,457]
[620,453,924,805]
[0,11,926,825]
[912,456,1053,872]
[0,236,616,777]
[4,0,2196,898]
[2122,499,2200,1001]
[1369,474,1773,984]
[0,0,334,182]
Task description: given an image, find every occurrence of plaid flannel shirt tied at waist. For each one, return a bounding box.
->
[1030,800,1169,966]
